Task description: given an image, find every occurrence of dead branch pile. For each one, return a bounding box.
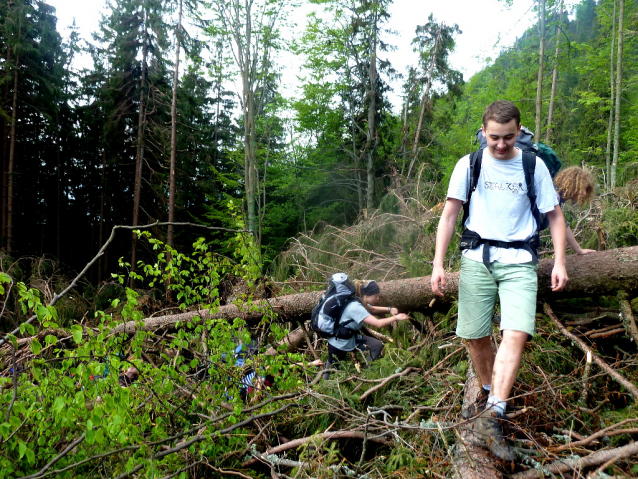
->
[2,288,638,478]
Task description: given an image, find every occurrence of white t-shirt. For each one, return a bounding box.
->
[327,301,370,351]
[447,148,558,264]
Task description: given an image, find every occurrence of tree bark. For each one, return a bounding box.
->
[544,3,562,144]
[409,23,441,179]
[534,0,546,140]
[7,47,19,257]
[167,0,183,248]
[454,366,503,479]
[610,0,624,189]
[112,246,638,334]
[605,0,617,186]
[131,10,149,283]
[365,11,378,213]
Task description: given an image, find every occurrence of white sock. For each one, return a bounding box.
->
[487,395,506,416]
[482,384,491,392]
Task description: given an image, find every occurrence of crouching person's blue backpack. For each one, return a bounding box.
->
[310,273,360,339]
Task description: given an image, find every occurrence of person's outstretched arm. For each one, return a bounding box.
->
[547,206,568,291]
[431,199,463,297]
[566,226,596,255]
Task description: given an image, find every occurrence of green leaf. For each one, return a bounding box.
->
[53,397,65,414]
[72,325,83,344]
[18,441,27,459]
[45,335,58,346]
[31,338,42,356]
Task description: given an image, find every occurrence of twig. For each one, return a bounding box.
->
[359,346,464,402]
[158,460,204,479]
[358,367,421,402]
[619,294,638,344]
[551,418,638,452]
[299,321,320,361]
[544,303,638,401]
[242,430,392,467]
[0,222,246,348]
[22,432,87,479]
[588,327,625,339]
[580,351,593,405]
[361,325,393,343]
[512,441,638,478]
[583,323,624,336]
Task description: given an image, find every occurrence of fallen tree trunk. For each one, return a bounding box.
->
[454,365,502,479]
[112,246,638,334]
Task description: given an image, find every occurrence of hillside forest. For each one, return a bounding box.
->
[1,0,638,477]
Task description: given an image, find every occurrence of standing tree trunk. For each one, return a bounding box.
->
[365,10,378,213]
[544,3,562,144]
[131,10,149,282]
[605,0,617,186]
[168,0,183,248]
[1,44,11,249]
[408,23,441,179]
[7,48,19,257]
[610,0,624,189]
[534,0,546,140]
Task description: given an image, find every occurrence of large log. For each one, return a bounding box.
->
[454,367,503,479]
[111,246,638,334]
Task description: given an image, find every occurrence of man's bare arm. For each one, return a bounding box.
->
[431,199,463,296]
[546,206,568,291]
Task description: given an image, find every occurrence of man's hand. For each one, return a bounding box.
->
[431,264,446,297]
[551,264,568,291]
[576,248,596,255]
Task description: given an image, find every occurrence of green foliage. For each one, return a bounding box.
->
[0,227,304,478]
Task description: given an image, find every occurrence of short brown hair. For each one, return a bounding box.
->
[554,167,595,205]
[482,100,521,127]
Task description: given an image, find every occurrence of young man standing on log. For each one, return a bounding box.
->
[430,100,568,461]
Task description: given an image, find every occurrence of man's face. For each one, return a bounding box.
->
[482,119,521,160]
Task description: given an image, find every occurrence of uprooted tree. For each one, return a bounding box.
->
[1,228,638,478]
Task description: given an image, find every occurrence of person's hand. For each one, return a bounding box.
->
[394,313,409,321]
[576,248,596,255]
[431,265,446,297]
[389,307,399,316]
[551,264,568,291]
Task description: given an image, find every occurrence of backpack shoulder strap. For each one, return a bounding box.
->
[461,150,483,226]
[522,151,542,232]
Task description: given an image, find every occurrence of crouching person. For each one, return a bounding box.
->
[324,279,408,380]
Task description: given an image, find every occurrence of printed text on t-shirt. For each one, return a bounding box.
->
[484,181,525,193]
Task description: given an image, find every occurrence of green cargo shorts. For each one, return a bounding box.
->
[457,256,538,339]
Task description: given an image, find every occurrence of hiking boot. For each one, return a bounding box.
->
[462,387,489,419]
[472,409,517,461]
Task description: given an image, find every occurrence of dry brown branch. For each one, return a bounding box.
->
[360,325,393,343]
[589,327,625,338]
[359,346,464,402]
[584,323,624,336]
[241,430,392,467]
[544,303,638,401]
[581,351,593,405]
[512,441,638,478]
[619,295,638,344]
[551,418,638,452]
[358,367,421,402]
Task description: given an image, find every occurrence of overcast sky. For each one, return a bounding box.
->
[46,0,573,110]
